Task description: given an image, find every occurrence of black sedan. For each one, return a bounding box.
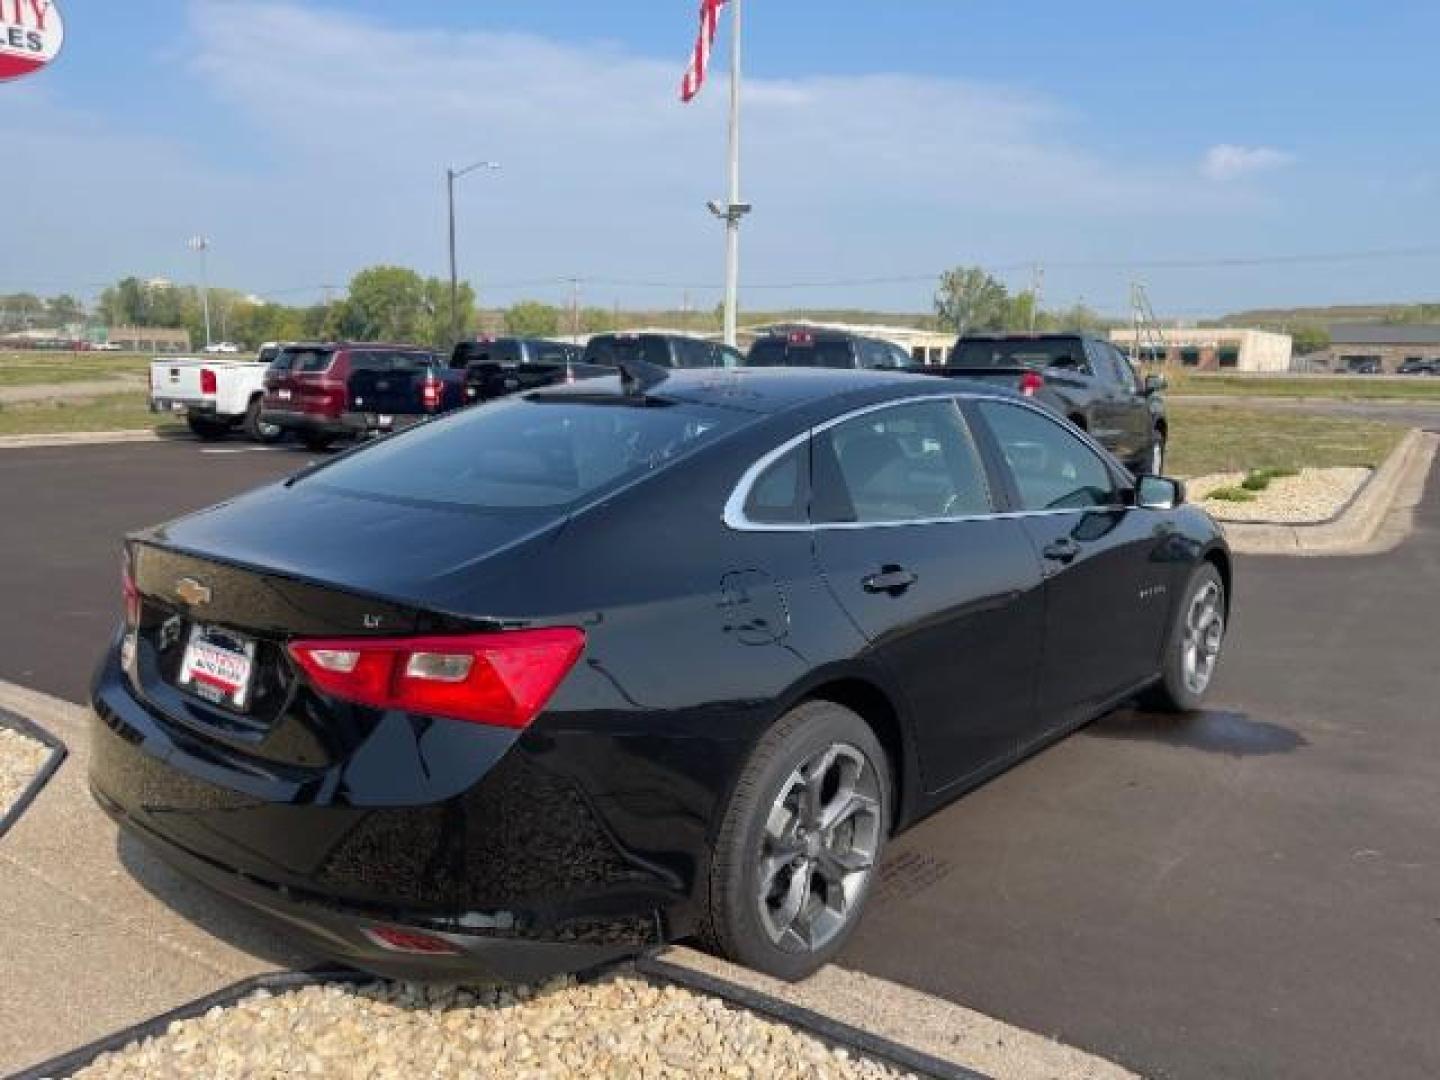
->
[91,368,1231,982]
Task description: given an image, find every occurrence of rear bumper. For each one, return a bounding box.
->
[88,645,672,981]
[151,398,219,416]
[260,410,432,439]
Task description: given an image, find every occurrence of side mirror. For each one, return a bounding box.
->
[1144,374,1167,395]
[1136,475,1185,510]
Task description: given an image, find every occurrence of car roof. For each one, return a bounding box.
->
[530,366,1019,416]
[957,331,1093,342]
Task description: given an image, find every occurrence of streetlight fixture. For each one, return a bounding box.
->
[446,160,501,347]
[187,235,212,349]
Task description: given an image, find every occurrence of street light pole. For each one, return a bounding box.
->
[187,235,212,349]
[706,0,750,348]
[446,160,500,348]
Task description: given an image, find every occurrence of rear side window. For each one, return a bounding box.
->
[269,350,296,373]
[305,399,747,511]
[977,400,1116,511]
[744,444,809,525]
[951,339,1085,370]
[814,400,992,524]
[258,347,279,366]
[293,348,337,374]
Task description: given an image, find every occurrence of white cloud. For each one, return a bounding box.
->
[1202,144,1295,182]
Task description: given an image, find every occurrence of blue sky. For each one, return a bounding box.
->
[8,1,1440,317]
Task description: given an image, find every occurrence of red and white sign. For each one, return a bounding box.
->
[0,0,64,83]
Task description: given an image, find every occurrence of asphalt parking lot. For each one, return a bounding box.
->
[2,436,1437,1079]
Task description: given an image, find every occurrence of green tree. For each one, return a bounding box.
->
[45,294,85,328]
[335,266,428,342]
[1289,325,1331,356]
[579,306,616,333]
[934,267,1010,335]
[504,300,562,336]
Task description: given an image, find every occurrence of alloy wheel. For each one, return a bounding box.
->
[1182,580,1224,694]
[756,742,882,954]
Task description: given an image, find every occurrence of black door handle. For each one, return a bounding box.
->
[1042,538,1080,564]
[862,566,918,595]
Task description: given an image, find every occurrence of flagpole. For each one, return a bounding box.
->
[722,0,744,348]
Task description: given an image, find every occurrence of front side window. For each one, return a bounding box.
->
[977,401,1117,511]
[814,400,992,524]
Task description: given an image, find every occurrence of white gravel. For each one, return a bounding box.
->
[1190,467,1371,523]
[0,725,50,820]
[73,974,918,1080]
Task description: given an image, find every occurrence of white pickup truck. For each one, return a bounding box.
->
[149,344,285,442]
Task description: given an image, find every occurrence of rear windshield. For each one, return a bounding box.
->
[304,398,747,510]
[348,350,435,373]
[582,336,673,369]
[746,339,855,369]
[451,341,522,369]
[288,348,336,374]
[951,339,1084,370]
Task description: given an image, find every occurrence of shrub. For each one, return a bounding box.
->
[1241,473,1271,491]
[1207,486,1257,503]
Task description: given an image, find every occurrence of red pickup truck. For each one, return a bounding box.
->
[261,343,462,451]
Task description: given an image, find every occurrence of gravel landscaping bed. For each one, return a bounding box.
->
[71,974,918,1080]
[1190,466,1371,523]
[0,726,51,821]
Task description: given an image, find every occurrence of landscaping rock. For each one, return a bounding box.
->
[1190,467,1370,523]
[73,974,917,1080]
[0,726,49,821]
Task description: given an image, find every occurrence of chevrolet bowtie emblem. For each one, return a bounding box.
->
[175,578,212,607]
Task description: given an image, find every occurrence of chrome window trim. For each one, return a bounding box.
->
[722,391,1130,533]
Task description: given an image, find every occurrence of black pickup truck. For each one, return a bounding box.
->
[449,338,610,405]
[931,333,1169,475]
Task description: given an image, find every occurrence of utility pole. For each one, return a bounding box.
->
[707,0,751,347]
[568,277,581,344]
[187,236,212,348]
[446,160,500,348]
[1029,263,1045,331]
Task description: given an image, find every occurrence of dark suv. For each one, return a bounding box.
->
[933,333,1169,475]
[744,329,913,370]
[583,333,743,371]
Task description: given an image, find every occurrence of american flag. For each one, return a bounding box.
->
[680,0,727,103]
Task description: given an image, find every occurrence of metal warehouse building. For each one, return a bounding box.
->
[1326,324,1440,373]
[1108,327,1293,372]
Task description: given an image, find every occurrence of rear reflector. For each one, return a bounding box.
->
[200,369,218,395]
[363,926,462,956]
[288,628,585,728]
[1019,370,1045,397]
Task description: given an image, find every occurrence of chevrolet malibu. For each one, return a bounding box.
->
[91,367,1231,982]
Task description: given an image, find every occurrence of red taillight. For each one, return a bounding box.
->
[200,368,218,395]
[121,558,140,628]
[364,926,462,955]
[287,628,585,728]
[1019,370,1045,397]
[422,375,441,411]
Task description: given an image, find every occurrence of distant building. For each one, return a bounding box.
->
[1108,327,1292,372]
[106,326,191,353]
[1325,324,1440,374]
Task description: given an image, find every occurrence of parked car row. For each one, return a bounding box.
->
[150,329,1168,476]
[97,361,1228,985]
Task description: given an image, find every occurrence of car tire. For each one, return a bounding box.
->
[1142,562,1226,713]
[186,415,230,441]
[301,432,334,452]
[243,397,284,444]
[701,700,890,982]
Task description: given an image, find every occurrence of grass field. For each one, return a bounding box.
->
[0,352,154,387]
[1164,370,1440,402]
[0,392,183,437]
[1166,402,1406,477]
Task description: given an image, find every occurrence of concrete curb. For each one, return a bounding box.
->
[1220,429,1436,555]
[0,709,67,841]
[0,430,172,451]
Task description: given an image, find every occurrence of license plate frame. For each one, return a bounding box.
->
[177,624,257,711]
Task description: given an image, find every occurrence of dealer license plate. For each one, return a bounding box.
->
[177,625,257,710]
